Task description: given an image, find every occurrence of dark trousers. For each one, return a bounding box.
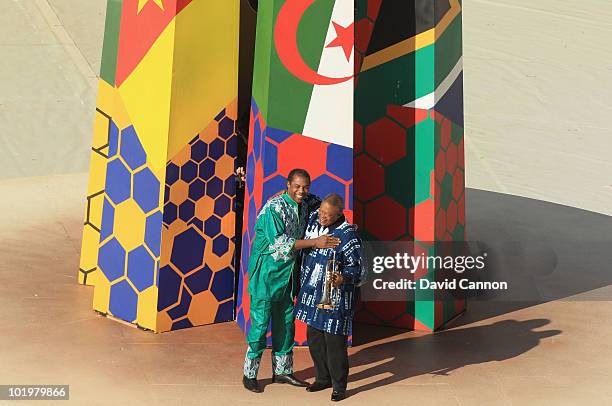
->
[307,325,349,392]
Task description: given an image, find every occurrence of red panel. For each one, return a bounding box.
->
[386,105,428,129]
[365,196,407,240]
[440,118,452,149]
[458,137,465,170]
[354,122,364,154]
[446,142,458,174]
[457,193,466,226]
[115,0,193,86]
[354,154,384,201]
[412,198,434,242]
[277,134,328,179]
[367,0,383,20]
[447,200,458,233]
[435,149,446,183]
[435,207,447,240]
[355,18,374,54]
[365,117,407,164]
[353,200,364,229]
[452,169,464,200]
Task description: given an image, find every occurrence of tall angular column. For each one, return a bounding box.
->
[236,0,355,344]
[354,0,466,331]
[79,0,240,332]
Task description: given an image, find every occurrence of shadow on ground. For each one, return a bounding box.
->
[454,188,612,324]
[291,318,560,396]
[352,188,612,346]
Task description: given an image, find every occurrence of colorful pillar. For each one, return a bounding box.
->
[237,0,466,340]
[236,0,355,345]
[79,0,240,332]
[353,0,466,331]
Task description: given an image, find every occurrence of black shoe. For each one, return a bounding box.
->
[272,374,309,387]
[331,391,347,401]
[306,381,332,392]
[243,376,262,393]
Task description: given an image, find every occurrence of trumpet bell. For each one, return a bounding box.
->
[317,250,339,310]
[316,303,335,310]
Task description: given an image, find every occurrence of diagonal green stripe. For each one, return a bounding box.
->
[251,0,274,119]
[100,0,123,86]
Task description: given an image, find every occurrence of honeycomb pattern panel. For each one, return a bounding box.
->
[94,120,163,331]
[157,103,238,332]
[354,106,466,330]
[432,111,466,242]
[79,108,115,285]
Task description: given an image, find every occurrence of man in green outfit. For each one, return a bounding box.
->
[243,168,340,393]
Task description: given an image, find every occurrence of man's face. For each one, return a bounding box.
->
[286,175,310,204]
[318,201,342,227]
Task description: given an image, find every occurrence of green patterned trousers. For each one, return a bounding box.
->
[243,292,295,379]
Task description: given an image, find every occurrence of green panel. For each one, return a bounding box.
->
[99,0,123,85]
[452,223,465,241]
[415,45,436,99]
[386,154,415,208]
[355,0,368,20]
[414,119,435,205]
[434,13,463,88]
[415,242,436,330]
[414,294,435,329]
[355,46,435,126]
[265,0,334,131]
[251,0,275,119]
[439,173,453,210]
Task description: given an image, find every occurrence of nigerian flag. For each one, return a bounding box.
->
[252,0,354,148]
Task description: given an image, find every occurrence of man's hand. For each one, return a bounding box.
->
[313,234,340,249]
[332,273,344,288]
[235,167,246,187]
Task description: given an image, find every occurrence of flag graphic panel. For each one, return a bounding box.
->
[354,0,466,332]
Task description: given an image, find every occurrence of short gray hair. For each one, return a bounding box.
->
[322,193,344,212]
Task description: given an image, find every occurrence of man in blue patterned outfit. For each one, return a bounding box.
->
[295,193,365,402]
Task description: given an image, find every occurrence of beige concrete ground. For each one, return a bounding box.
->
[1,0,612,405]
[0,0,103,179]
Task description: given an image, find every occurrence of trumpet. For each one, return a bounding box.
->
[317,250,340,310]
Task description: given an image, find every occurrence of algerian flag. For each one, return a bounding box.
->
[302,0,353,148]
[253,0,354,148]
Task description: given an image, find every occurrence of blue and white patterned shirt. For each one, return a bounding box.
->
[294,210,364,335]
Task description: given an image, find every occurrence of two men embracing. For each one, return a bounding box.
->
[242,168,365,402]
